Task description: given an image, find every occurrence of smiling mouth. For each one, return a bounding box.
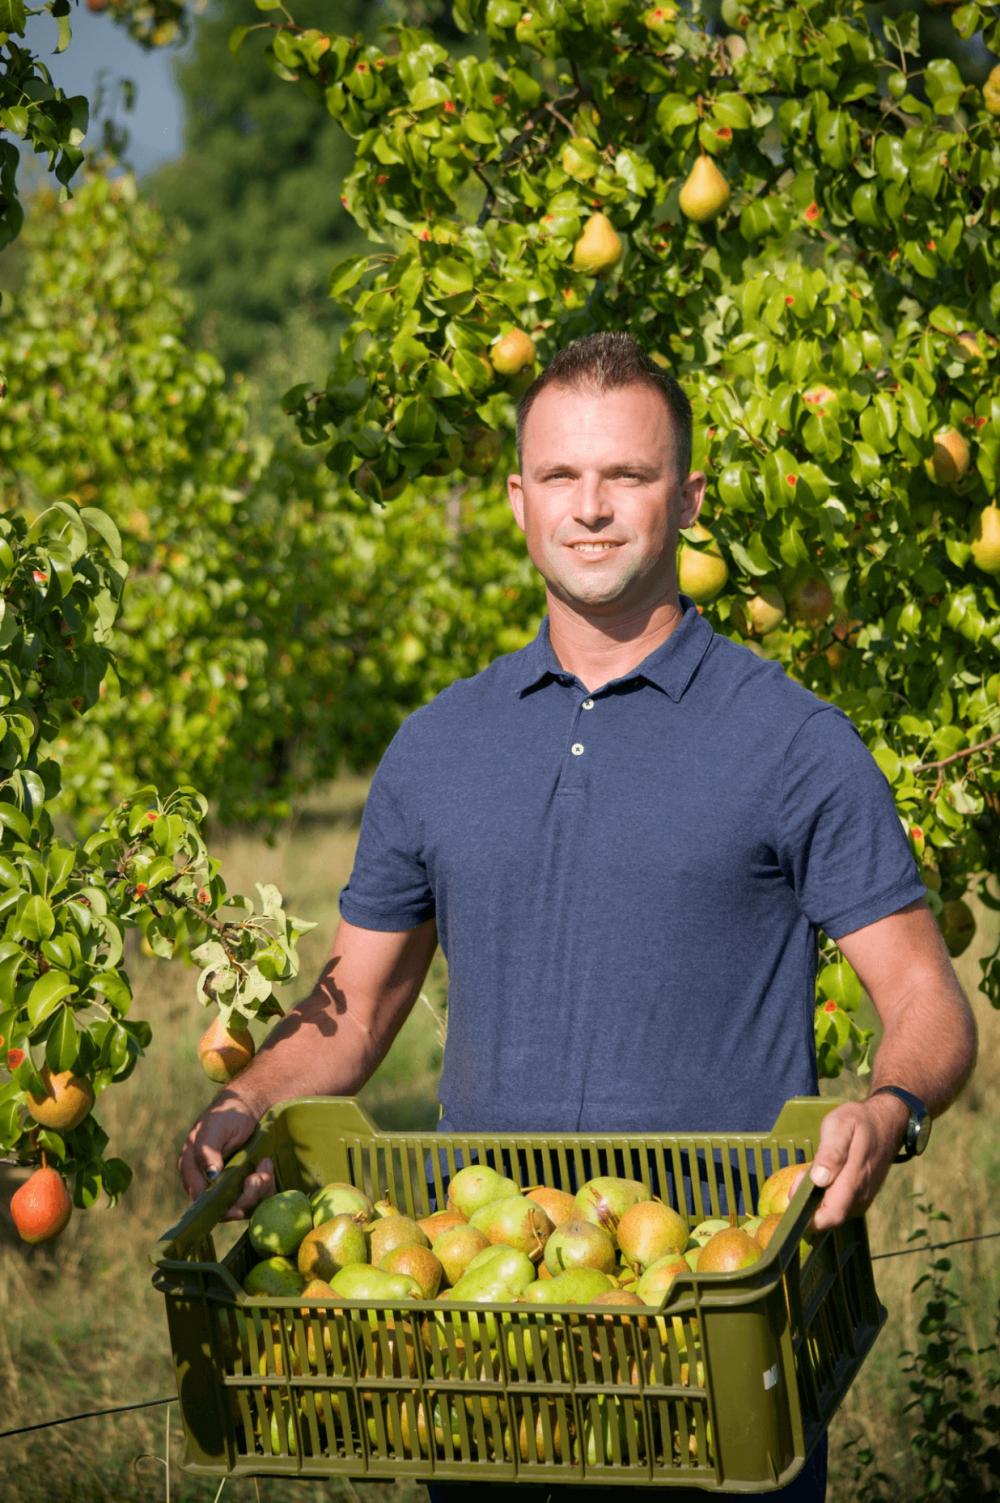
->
[567,542,623,555]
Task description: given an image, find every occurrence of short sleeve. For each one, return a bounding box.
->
[338,728,436,932]
[776,706,927,939]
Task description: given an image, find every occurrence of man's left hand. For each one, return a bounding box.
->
[791,1096,908,1231]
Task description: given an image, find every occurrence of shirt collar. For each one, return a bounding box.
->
[514,595,714,703]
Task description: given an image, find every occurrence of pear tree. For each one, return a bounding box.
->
[250,0,1000,1067]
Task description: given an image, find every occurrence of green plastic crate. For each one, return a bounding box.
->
[151,1095,885,1490]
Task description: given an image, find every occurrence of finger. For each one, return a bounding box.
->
[224,1157,275,1222]
[178,1130,226,1201]
[810,1108,861,1191]
[811,1122,871,1231]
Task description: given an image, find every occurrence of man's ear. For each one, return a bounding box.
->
[508,471,526,532]
[679,470,708,530]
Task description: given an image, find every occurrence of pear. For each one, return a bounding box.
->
[574,1175,648,1237]
[380,1243,443,1299]
[243,1257,306,1297]
[696,1228,762,1273]
[432,1224,490,1286]
[490,329,535,377]
[678,155,730,223]
[572,212,623,275]
[463,1243,537,1294]
[447,1164,518,1218]
[249,1189,313,1258]
[757,1161,811,1217]
[788,572,833,624]
[940,897,976,957]
[417,1208,466,1240]
[677,523,728,603]
[297,1214,368,1280]
[470,1195,553,1261]
[310,1181,373,1226]
[329,1264,421,1301]
[523,1184,577,1228]
[544,1216,617,1276]
[928,428,970,486]
[616,1201,688,1272]
[732,585,786,637]
[368,1214,429,1265]
[26,1067,95,1131]
[197,1016,255,1084]
[689,1218,731,1246]
[970,503,1000,575]
[753,1213,783,1250]
[460,426,502,477]
[635,1253,689,1304]
[983,63,1000,115]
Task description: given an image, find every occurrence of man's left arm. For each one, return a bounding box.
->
[804,895,978,1231]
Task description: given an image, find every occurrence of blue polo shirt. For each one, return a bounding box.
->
[339,596,926,1136]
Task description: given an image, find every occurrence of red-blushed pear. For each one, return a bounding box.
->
[11,1166,72,1244]
[380,1243,443,1299]
[757,1160,813,1217]
[678,155,730,223]
[432,1224,490,1286]
[197,1016,255,1084]
[927,428,971,486]
[635,1253,689,1303]
[788,572,834,625]
[418,1208,466,1240]
[696,1228,762,1273]
[574,1176,648,1239]
[544,1216,617,1276]
[732,585,786,637]
[523,1184,576,1228]
[26,1067,95,1131]
[490,329,535,377]
[617,1200,688,1271]
[677,523,728,604]
[970,503,1000,575]
[572,213,623,275]
[298,1215,368,1280]
[753,1213,783,1250]
[368,1214,430,1265]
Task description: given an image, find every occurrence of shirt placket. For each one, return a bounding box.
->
[557,685,598,797]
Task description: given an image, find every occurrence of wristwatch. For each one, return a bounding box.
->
[870,1085,931,1161]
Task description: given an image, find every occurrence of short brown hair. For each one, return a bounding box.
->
[515,332,692,479]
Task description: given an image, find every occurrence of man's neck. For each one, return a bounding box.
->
[546,593,686,692]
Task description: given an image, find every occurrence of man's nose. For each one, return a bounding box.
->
[573,478,614,525]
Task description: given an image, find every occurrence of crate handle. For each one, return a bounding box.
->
[150,1139,262,1266]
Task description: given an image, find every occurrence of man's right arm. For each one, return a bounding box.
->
[177,916,438,1217]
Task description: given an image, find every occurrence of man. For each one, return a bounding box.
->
[179,334,976,1503]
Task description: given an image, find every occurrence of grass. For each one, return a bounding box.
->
[1,778,996,1502]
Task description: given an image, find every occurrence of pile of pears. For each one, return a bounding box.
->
[240,1158,813,1311]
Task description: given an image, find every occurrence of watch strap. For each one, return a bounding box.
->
[870,1085,930,1160]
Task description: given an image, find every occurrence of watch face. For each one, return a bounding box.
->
[914,1113,932,1156]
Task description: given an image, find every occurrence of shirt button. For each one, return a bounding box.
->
[581,698,595,710]
[571,743,585,756]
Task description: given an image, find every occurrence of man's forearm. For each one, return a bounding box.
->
[863,976,977,1148]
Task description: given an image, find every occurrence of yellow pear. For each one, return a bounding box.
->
[927,428,970,486]
[490,329,536,377]
[732,585,786,637]
[970,502,1000,575]
[983,64,1000,116]
[572,213,623,275]
[677,523,728,603]
[198,1016,255,1083]
[678,155,730,223]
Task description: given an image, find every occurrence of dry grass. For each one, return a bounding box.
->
[1,780,996,1501]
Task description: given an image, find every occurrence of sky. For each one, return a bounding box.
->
[22,5,187,179]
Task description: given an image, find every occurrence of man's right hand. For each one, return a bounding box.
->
[177,1089,275,1220]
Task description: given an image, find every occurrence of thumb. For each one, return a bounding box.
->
[810,1109,859,1189]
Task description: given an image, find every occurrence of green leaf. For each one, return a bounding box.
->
[19,895,55,943]
[924,58,963,115]
[409,77,450,111]
[91,970,132,1014]
[430,257,474,296]
[26,970,76,1028]
[329,253,375,299]
[0,0,27,35]
[45,1005,78,1073]
[0,803,31,843]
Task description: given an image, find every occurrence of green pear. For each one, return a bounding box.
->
[689,1218,730,1246]
[732,585,786,637]
[310,1181,372,1226]
[490,329,535,376]
[328,1264,420,1301]
[970,502,1000,574]
[243,1256,306,1298]
[470,1195,554,1260]
[446,1165,518,1218]
[572,212,623,275]
[574,1176,648,1238]
[758,1161,811,1216]
[249,1189,312,1258]
[982,63,1000,115]
[635,1254,688,1303]
[544,1216,617,1275]
[677,523,728,603]
[678,155,730,222]
[461,1243,536,1295]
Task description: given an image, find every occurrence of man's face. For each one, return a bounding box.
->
[507,382,705,617]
